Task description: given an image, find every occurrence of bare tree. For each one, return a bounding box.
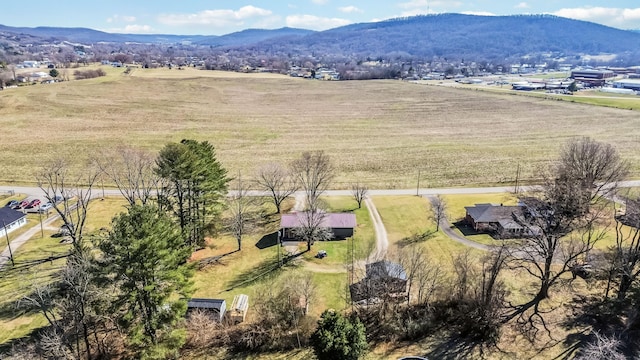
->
[290,151,334,209]
[292,209,333,252]
[96,146,159,206]
[36,158,99,249]
[350,182,369,209]
[508,178,609,339]
[575,332,626,360]
[399,245,442,306]
[610,216,640,300]
[432,195,447,232]
[256,163,297,214]
[228,173,256,251]
[558,137,629,202]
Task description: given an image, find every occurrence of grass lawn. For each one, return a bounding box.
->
[0,232,70,345]
[372,195,480,265]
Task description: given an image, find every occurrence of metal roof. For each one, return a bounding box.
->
[0,207,26,226]
[281,212,356,228]
[187,298,225,310]
[465,204,525,223]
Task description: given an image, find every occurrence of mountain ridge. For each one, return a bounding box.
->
[2,14,640,62]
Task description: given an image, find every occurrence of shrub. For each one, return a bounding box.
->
[73,69,106,80]
[310,309,368,360]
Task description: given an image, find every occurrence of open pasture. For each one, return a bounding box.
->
[1,66,640,188]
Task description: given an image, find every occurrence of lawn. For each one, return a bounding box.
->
[372,195,480,265]
[0,232,70,344]
[3,65,640,189]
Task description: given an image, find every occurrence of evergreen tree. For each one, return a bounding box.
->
[98,205,194,359]
[311,310,368,360]
[155,139,229,248]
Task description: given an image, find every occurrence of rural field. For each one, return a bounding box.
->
[1,66,640,189]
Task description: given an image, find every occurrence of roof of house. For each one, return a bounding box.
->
[187,298,225,310]
[366,260,407,281]
[281,212,357,229]
[465,204,525,224]
[0,207,26,226]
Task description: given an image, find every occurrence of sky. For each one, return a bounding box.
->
[1,1,640,35]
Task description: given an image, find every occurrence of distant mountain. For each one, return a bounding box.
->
[0,24,313,46]
[254,14,640,60]
[2,14,640,61]
[194,28,315,47]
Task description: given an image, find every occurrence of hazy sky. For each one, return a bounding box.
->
[2,1,640,35]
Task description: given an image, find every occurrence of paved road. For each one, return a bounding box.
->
[3,180,640,199]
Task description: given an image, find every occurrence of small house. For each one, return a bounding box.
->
[229,294,249,324]
[0,207,27,238]
[280,212,356,241]
[186,298,226,322]
[464,203,540,238]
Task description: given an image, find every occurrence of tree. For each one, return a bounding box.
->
[310,309,368,360]
[36,157,99,250]
[558,137,628,203]
[97,205,193,358]
[292,209,333,252]
[96,146,160,206]
[228,173,256,251]
[290,151,334,209]
[610,215,640,300]
[508,138,626,337]
[49,68,59,78]
[155,139,229,248]
[255,163,297,214]
[432,195,447,232]
[568,81,578,93]
[350,182,368,209]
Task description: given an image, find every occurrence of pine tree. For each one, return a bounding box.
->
[98,205,194,359]
[155,139,229,248]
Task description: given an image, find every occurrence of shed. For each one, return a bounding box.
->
[0,207,27,238]
[186,298,226,322]
[350,261,408,302]
[229,294,249,324]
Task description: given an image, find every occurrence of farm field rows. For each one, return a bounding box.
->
[1,66,640,189]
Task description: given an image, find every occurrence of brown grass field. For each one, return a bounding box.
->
[1,66,640,188]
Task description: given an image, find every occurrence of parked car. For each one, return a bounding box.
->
[27,199,41,208]
[13,200,29,209]
[5,200,18,208]
[39,202,53,212]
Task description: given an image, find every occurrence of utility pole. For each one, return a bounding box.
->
[39,209,44,238]
[3,220,14,266]
[514,163,521,194]
[416,170,421,196]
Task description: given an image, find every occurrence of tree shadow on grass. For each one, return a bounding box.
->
[224,257,283,291]
[397,230,436,248]
[0,326,48,355]
[255,232,278,249]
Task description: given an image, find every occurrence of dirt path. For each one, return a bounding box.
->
[364,197,389,261]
